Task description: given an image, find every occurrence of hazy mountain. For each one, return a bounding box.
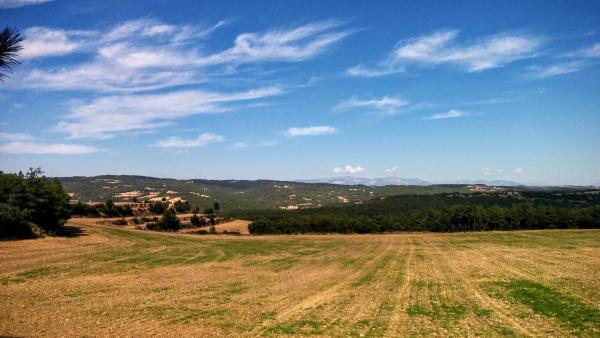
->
[453,179,522,186]
[298,176,431,186]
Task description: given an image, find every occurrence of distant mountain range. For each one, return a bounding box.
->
[452,179,523,186]
[297,176,523,187]
[298,176,431,186]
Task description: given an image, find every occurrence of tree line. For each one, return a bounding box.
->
[243,192,600,234]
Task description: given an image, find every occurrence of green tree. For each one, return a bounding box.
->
[0,168,71,238]
[190,213,201,226]
[158,208,180,231]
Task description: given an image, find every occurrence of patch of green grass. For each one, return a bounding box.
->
[494,279,600,335]
[406,302,466,321]
[264,319,324,335]
[0,266,58,285]
[353,254,393,286]
[270,257,299,271]
[473,307,493,318]
[348,301,396,337]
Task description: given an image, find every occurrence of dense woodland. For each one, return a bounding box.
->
[0,168,71,238]
[237,191,600,234]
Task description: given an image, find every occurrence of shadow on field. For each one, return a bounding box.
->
[57,225,87,238]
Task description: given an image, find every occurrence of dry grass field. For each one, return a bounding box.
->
[1,221,599,337]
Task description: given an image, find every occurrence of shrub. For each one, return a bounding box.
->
[190,213,204,226]
[157,208,180,231]
[112,218,128,226]
[173,200,191,213]
[149,202,167,214]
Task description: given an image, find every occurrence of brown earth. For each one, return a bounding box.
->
[1,222,599,337]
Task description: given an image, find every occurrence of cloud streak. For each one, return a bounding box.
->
[334,95,410,116]
[285,126,336,137]
[16,19,351,93]
[56,86,283,139]
[427,109,469,120]
[0,0,51,8]
[153,133,224,149]
[348,29,543,76]
[0,141,98,154]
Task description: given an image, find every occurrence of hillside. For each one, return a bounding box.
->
[57,175,471,211]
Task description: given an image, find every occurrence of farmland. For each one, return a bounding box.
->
[1,222,599,337]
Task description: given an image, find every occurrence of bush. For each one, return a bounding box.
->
[153,208,180,231]
[174,200,191,213]
[112,218,128,226]
[149,202,167,214]
[190,213,205,226]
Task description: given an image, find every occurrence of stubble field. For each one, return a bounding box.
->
[1,220,599,337]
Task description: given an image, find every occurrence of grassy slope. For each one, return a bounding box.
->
[1,224,599,337]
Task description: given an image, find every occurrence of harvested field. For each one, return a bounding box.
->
[1,223,599,337]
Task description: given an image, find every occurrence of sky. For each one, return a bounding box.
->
[0,0,599,185]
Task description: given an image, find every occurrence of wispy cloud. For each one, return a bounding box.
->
[515,167,524,175]
[0,0,51,8]
[0,141,98,154]
[527,61,587,79]
[0,132,36,142]
[385,166,399,174]
[334,95,410,116]
[285,126,336,137]
[427,109,469,120]
[572,43,600,58]
[20,27,82,59]
[348,29,543,77]
[153,133,224,149]
[15,19,350,93]
[197,19,352,65]
[332,165,366,174]
[56,86,283,139]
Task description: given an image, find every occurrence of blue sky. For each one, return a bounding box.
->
[1,0,599,185]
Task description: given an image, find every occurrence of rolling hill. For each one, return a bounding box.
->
[57,175,471,211]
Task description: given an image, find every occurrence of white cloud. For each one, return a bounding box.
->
[481,167,493,176]
[153,133,224,149]
[385,166,399,174]
[20,27,81,59]
[427,109,468,120]
[232,142,249,149]
[515,168,524,175]
[333,165,367,174]
[16,19,349,93]
[527,61,587,79]
[0,0,51,8]
[285,126,336,137]
[346,65,403,77]
[199,20,351,65]
[0,141,98,154]
[56,86,283,139]
[0,132,36,142]
[334,95,410,116]
[348,29,542,76]
[573,43,600,58]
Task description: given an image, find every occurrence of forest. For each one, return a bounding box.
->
[237,191,600,234]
